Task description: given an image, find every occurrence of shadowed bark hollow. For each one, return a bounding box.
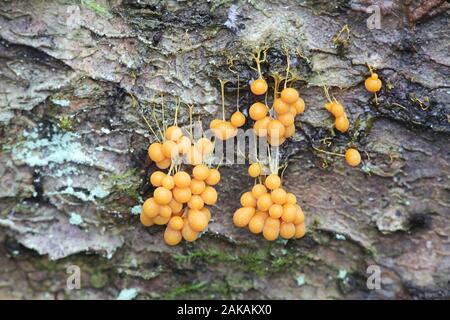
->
[0,0,449,299]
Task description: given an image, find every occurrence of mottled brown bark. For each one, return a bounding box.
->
[0,0,449,299]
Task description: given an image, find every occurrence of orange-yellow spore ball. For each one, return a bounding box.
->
[196,138,214,155]
[177,136,191,155]
[255,210,268,219]
[365,73,382,93]
[154,187,172,205]
[250,78,268,95]
[294,223,306,238]
[210,119,223,130]
[162,140,178,159]
[200,207,211,221]
[248,163,262,178]
[188,194,204,210]
[345,148,361,167]
[174,171,191,188]
[210,121,223,138]
[142,197,159,218]
[214,121,237,140]
[257,193,273,211]
[233,207,256,227]
[188,209,209,232]
[267,120,285,138]
[263,225,279,241]
[187,146,204,165]
[150,171,165,187]
[156,158,171,169]
[161,202,173,216]
[265,217,281,229]
[282,203,297,223]
[153,215,170,225]
[277,112,295,127]
[182,220,199,242]
[268,204,283,219]
[248,212,267,234]
[172,187,192,204]
[265,174,281,190]
[165,125,183,141]
[190,179,206,195]
[193,164,210,181]
[253,116,271,137]
[205,168,221,186]
[164,227,182,246]
[252,184,268,198]
[289,105,297,116]
[280,222,296,239]
[286,193,297,204]
[225,121,238,139]
[201,186,218,205]
[230,111,246,128]
[294,205,305,224]
[140,212,154,227]
[249,102,268,121]
[330,102,345,118]
[281,87,299,104]
[148,142,165,162]
[267,135,286,147]
[240,191,257,207]
[161,175,175,190]
[273,98,290,114]
[271,188,287,205]
[159,205,172,218]
[284,124,295,138]
[335,114,349,133]
[292,97,305,114]
[168,199,183,214]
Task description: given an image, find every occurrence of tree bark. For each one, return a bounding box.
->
[0,0,449,299]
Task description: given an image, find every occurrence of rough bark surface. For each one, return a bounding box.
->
[0,0,449,299]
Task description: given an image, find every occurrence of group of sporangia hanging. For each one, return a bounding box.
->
[140,48,382,245]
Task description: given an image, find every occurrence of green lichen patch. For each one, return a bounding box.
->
[69,213,84,226]
[90,272,108,289]
[295,274,306,286]
[80,0,110,17]
[117,288,139,300]
[107,169,141,202]
[163,281,207,299]
[46,177,109,203]
[59,116,74,131]
[50,97,71,108]
[173,244,315,277]
[164,276,257,300]
[11,125,96,169]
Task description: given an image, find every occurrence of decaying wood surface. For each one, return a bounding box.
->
[0,0,449,299]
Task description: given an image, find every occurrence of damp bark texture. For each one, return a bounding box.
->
[0,0,449,299]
